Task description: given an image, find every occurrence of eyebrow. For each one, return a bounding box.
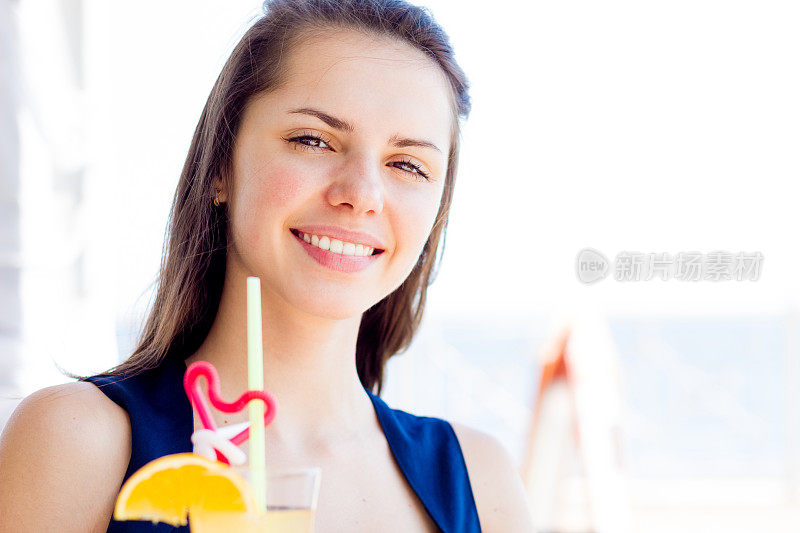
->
[288,107,442,153]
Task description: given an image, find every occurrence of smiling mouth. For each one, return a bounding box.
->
[290,229,384,256]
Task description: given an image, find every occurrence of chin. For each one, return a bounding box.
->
[291,289,381,321]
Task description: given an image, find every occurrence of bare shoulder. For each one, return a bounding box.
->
[450,422,535,533]
[0,381,132,532]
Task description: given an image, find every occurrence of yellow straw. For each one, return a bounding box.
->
[246,276,267,513]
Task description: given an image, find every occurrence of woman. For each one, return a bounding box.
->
[0,0,533,531]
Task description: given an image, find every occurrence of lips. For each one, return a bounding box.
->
[290,228,383,273]
[290,229,384,255]
[289,225,386,252]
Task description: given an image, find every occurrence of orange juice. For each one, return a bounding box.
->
[189,507,314,532]
[190,466,321,532]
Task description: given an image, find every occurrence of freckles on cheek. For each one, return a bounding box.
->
[262,166,308,207]
[266,174,300,205]
[238,165,306,213]
[233,167,307,246]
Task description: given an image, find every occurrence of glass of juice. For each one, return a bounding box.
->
[189,466,322,533]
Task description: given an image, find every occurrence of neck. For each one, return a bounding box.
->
[187,270,379,454]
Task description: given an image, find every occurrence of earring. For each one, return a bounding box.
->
[213,190,222,207]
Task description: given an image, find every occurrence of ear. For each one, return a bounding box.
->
[211,177,228,203]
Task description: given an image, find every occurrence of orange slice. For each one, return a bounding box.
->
[114,453,256,526]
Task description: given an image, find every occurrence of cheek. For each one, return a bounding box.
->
[230,163,313,249]
[263,168,305,207]
[236,163,311,217]
[398,185,446,253]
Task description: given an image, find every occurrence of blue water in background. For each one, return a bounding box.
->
[611,317,787,478]
[396,316,791,479]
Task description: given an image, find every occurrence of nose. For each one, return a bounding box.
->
[326,152,385,215]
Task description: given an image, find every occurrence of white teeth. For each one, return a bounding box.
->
[300,231,375,257]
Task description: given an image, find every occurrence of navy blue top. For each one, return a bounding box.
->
[84,356,481,532]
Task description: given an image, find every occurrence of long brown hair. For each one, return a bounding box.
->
[104,0,471,394]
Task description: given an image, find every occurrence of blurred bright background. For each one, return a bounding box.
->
[2,0,800,531]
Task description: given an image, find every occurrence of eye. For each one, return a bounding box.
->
[282,133,332,151]
[391,158,432,182]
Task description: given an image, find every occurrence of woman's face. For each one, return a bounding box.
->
[224,29,453,319]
